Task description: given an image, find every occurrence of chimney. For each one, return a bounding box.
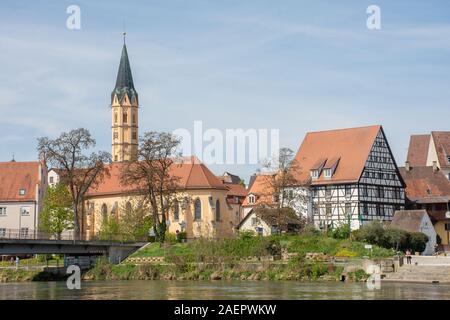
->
[405,161,410,172]
[433,161,439,172]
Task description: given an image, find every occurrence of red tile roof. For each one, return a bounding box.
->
[431,131,450,169]
[391,210,428,233]
[86,156,226,196]
[292,125,381,185]
[223,182,247,197]
[406,135,430,167]
[242,174,274,206]
[0,161,41,202]
[399,166,450,202]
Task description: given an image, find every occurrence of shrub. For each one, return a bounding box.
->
[335,249,357,257]
[355,221,385,245]
[409,232,428,253]
[238,230,256,240]
[302,224,320,237]
[381,228,410,251]
[164,232,177,244]
[331,223,351,239]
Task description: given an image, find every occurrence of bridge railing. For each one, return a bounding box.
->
[0,228,147,243]
[0,229,76,241]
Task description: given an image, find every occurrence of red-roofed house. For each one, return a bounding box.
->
[0,161,47,238]
[217,172,247,224]
[290,125,405,230]
[83,157,237,239]
[406,132,450,180]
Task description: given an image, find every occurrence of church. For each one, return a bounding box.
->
[81,41,243,240]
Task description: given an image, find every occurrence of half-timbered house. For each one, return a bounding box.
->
[290,125,406,230]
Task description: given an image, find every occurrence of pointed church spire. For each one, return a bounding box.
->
[111,40,138,105]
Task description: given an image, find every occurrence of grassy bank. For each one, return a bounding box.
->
[83,234,388,282]
[130,233,394,260]
[1,234,390,282]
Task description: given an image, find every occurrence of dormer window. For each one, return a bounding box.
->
[324,169,332,178]
[19,188,26,196]
[311,170,319,179]
[248,195,256,204]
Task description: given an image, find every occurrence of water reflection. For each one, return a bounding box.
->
[0,280,449,300]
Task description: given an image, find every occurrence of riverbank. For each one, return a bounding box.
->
[1,234,395,283]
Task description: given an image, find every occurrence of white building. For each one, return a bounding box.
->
[290,125,406,230]
[0,161,47,238]
[47,168,61,187]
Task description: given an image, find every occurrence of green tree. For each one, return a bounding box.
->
[37,128,111,239]
[119,200,153,241]
[39,183,74,240]
[97,216,121,241]
[120,131,182,243]
[409,232,428,253]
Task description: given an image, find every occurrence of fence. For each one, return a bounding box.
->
[0,228,146,243]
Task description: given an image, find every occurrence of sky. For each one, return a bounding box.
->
[1,0,450,183]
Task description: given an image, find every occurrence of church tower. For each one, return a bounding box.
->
[111,39,139,162]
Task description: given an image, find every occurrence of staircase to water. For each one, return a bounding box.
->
[383,257,450,283]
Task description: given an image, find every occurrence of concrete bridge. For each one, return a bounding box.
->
[0,229,147,264]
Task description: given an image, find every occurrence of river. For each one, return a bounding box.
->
[1,280,450,300]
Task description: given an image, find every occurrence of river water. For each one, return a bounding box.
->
[1,280,450,300]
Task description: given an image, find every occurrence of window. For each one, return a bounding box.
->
[49,177,54,184]
[360,185,367,197]
[123,112,128,124]
[248,195,256,204]
[19,188,26,196]
[363,204,369,215]
[324,169,332,178]
[125,202,132,215]
[114,155,118,162]
[345,185,352,196]
[378,186,384,198]
[132,131,137,140]
[376,204,381,216]
[0,228,6,238]
[325,187,332,198]
[256,227,263,235]
[447,156,450,163]
[345,203,352,215]
[311,170,319,179]
[101,204,108,223]
[173,201,179,221]
[20,207,30,216]
[215,200,220,221]
[113,131,118,139]
[20,228,29,239]
[132,114,136,124]
[194,198,202,220]
[325,204,332,216]
[0,207,6,216]
[114,113,118,123]
[445,223,450,231]
[251,217,260,226]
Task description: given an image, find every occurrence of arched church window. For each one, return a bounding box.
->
[194,198,201,220]
[101,203,108,223]
[215,199,220,221]
[173,200,179,221]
